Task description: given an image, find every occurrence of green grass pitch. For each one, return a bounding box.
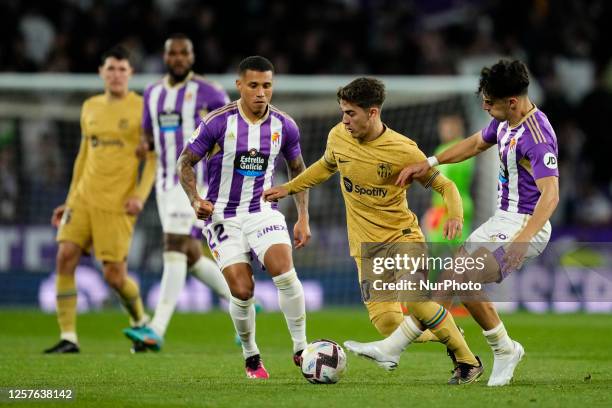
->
[1,309,611,407]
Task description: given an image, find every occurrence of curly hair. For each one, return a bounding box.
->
[477,59,529,99]
[337,77,386,108]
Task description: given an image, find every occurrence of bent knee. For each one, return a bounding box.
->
[231,287,254,301]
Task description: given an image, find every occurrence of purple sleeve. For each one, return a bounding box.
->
[281,117,302,161]
[524,143,559,179]
[142,87,153,133]
[481,119,499,144]
[187,120,215,157]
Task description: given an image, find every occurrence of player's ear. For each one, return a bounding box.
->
[235,79,241,91]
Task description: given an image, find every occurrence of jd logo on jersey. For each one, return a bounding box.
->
[377,162,392,180]
[158,111,182,132]
[543,152,557,169]
[235,148,269,177]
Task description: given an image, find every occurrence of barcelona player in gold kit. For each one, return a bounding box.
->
[264,78,483,384]
[44,46,156,353]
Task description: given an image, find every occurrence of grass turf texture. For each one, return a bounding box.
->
[0,309,610,408]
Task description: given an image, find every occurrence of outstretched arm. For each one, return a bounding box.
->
[436,131,493,164]
[396,132,493,186]
[263,155,337,201]
[177,147,213,220]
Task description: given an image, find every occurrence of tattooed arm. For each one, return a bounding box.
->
[286,154,311,249]
[177,147,213,220]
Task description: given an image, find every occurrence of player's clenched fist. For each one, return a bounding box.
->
[263,186,289,202]
[192,198,214,220]
[395,160,431,186]
[124,196,144,215]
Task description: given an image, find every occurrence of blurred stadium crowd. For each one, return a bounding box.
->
[1,0,612,228]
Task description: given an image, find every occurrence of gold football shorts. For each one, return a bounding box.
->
[57,202,135,262]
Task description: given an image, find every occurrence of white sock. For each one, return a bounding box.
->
[483,322,514,356]
[149,251,188,337]
[61,332,78,344]
[230,296,259,358]
[189,256,231,300]
[272,269,307,353]
[381,316,423,355]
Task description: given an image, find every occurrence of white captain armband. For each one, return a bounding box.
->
[427,156,439,168]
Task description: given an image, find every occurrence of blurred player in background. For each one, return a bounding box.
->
[397,59,559,386]
[124,34,231,352]
[264,77,483,385]
[178,56,310,379]
[424,113,474,244]
[44,46,156,353]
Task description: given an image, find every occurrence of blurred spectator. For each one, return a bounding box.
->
[19,6,55,67]
[0,0,608,79]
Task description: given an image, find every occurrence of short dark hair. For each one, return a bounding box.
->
[337,77,386,109]
[100,45,131,65]
[238,56,274,75]
[478,59,529,99]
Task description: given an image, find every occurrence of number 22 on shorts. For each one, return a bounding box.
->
[207,223,229,249]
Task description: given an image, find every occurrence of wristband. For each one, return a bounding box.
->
[427,156,439,167]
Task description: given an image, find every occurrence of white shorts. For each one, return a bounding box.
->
[463,209,551,280]
[205,209,292,270]
[156,184,197,235]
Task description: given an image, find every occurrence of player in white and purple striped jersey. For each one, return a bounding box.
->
[124,34,230,352]
[178,56,310,379]
[396,60,559,386]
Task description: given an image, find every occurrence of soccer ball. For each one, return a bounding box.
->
[300,339,347,384]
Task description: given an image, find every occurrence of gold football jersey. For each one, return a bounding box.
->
[320,123,438,257]
[67,92,144,212]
